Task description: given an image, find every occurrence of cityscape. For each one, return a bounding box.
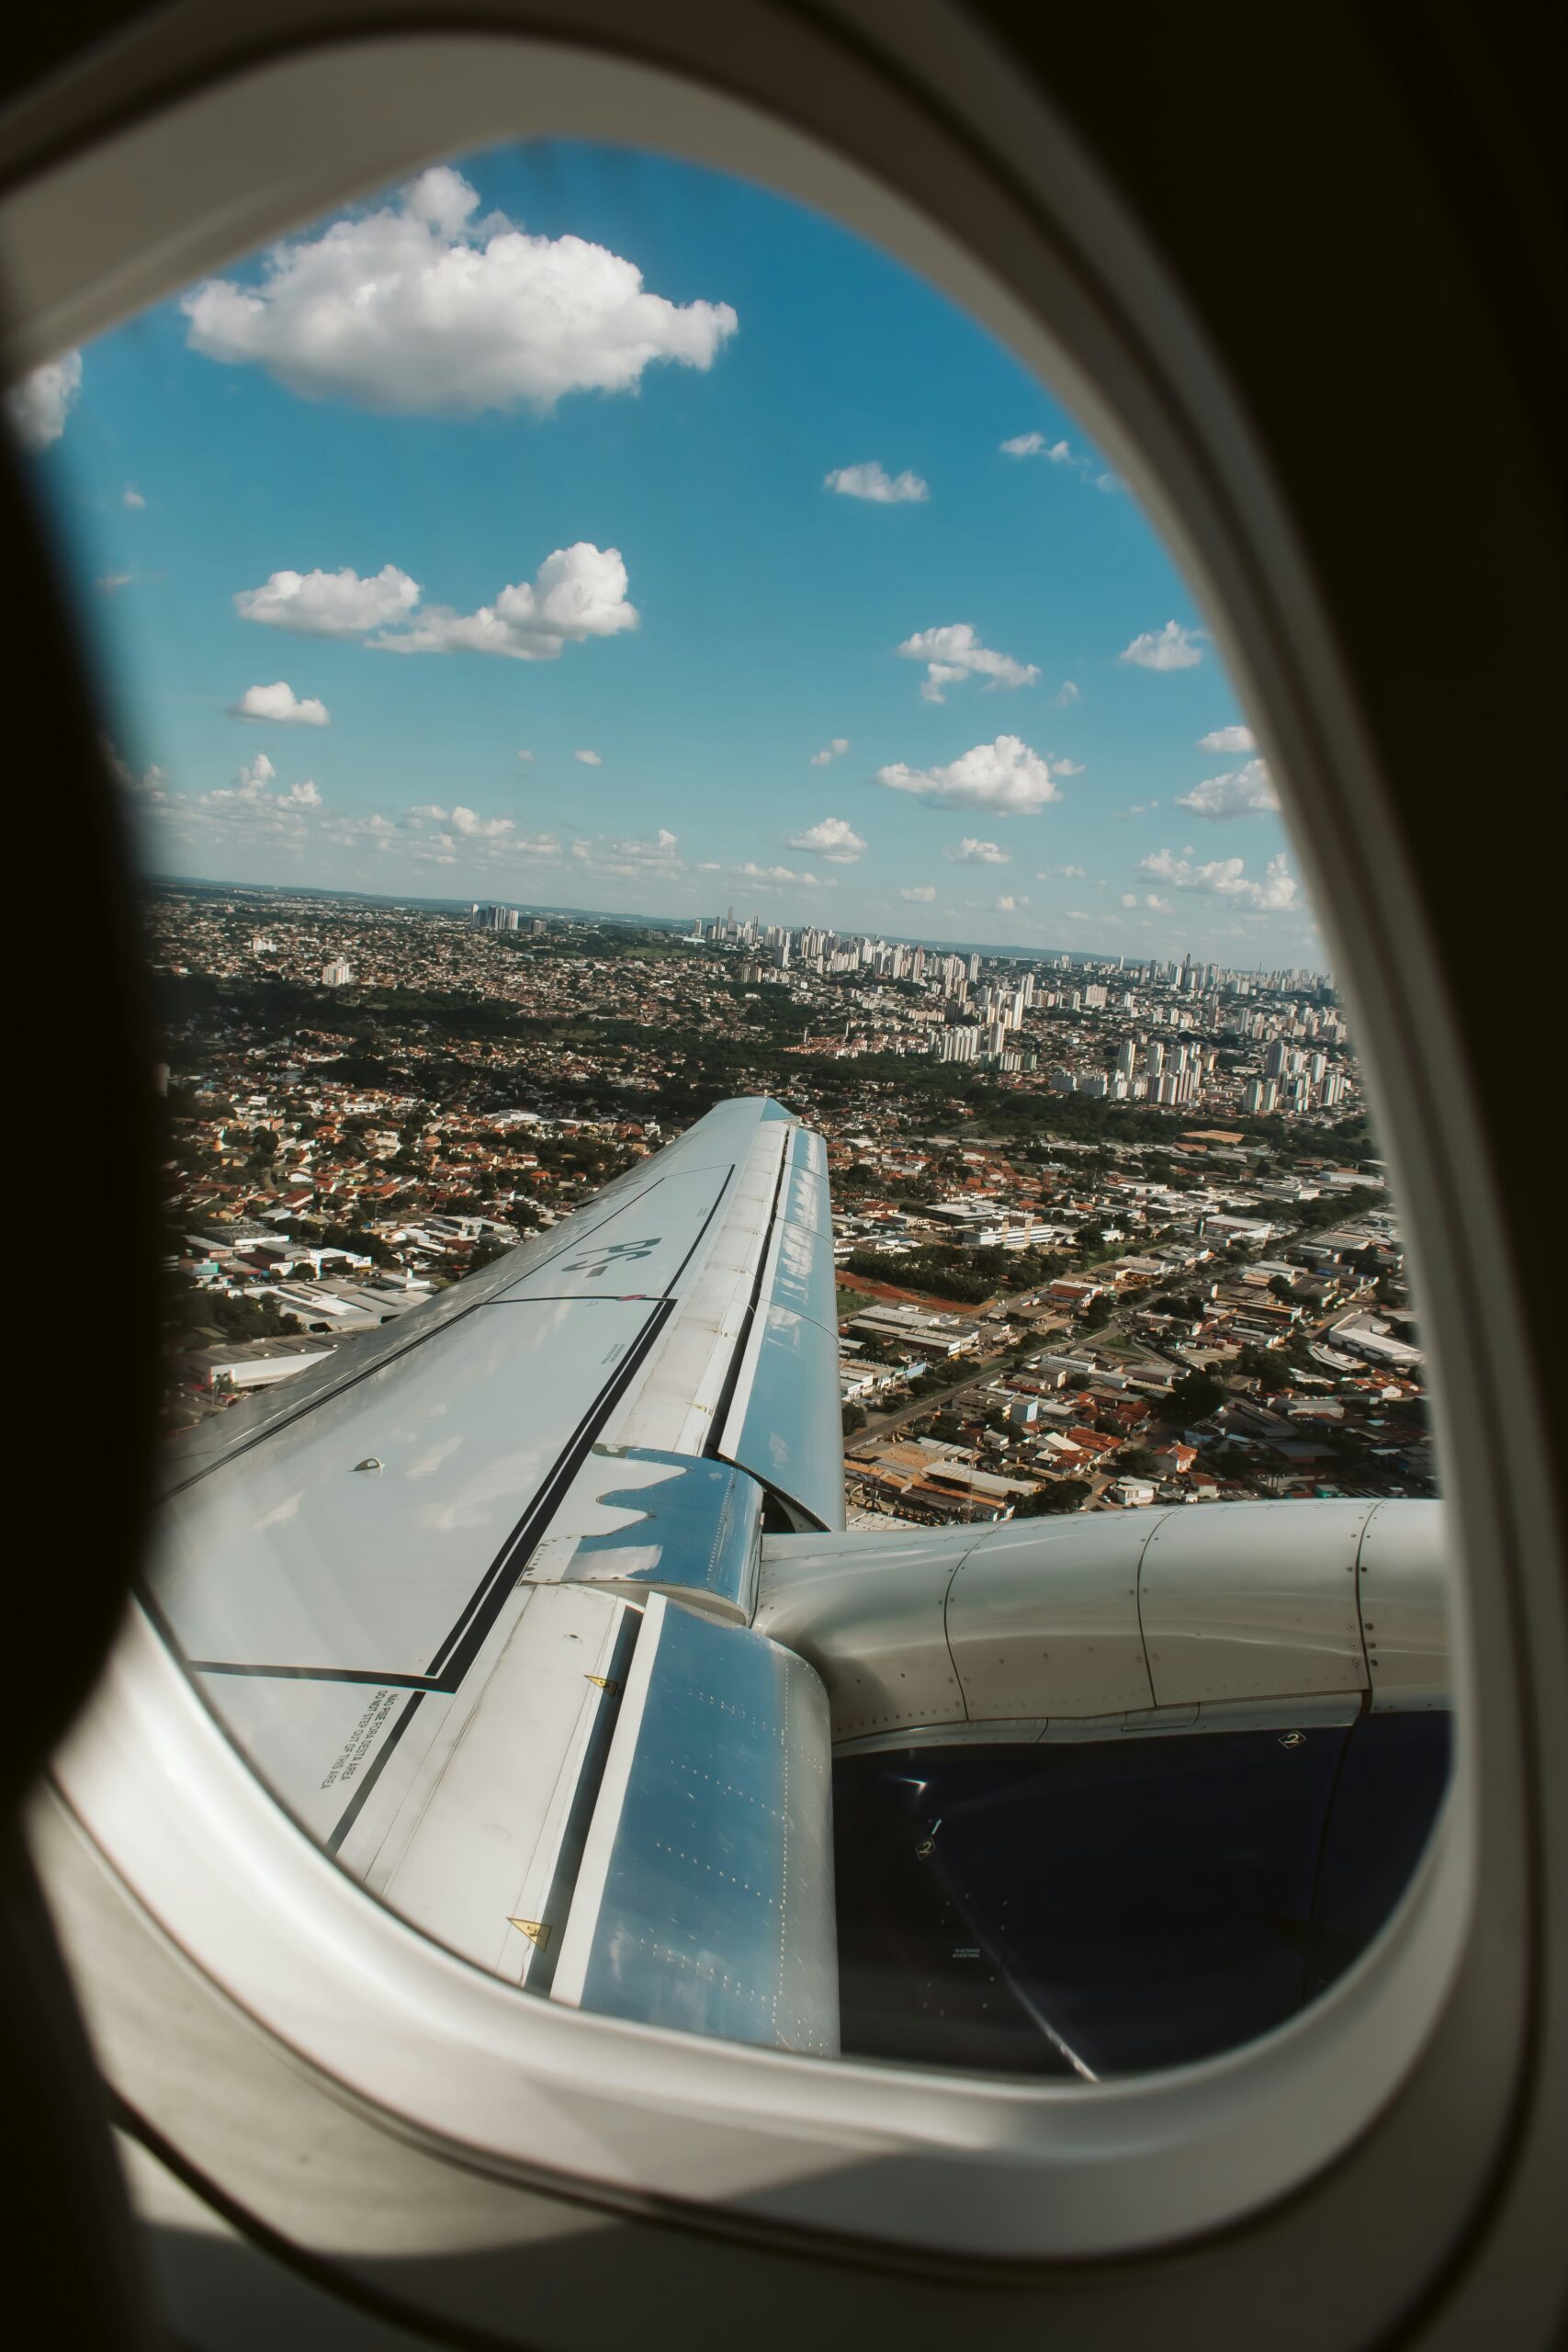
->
[153,880,1430,1523]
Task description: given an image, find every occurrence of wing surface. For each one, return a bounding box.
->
[143,1097,844,2051]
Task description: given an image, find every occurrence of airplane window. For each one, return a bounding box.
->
[11,136,1449,2078]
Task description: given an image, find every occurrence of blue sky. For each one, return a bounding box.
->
[16,140,1321,964]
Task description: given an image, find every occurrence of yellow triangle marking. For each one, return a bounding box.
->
[584,1674,621,1693]
[508,1917,551,1950]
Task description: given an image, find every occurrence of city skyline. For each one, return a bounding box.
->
[23,139,1318,965]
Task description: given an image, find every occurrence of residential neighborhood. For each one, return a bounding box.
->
[150,881,1430,1522]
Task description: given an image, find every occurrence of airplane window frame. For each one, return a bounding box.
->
[2,5,1554,2318]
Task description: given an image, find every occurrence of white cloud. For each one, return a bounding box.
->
[1053,757,1085,775]
[897,621,1038,703]
[875,733,1064,814]
[574,748,603,766]
[376,543,637,662]
[450,806,514,839]
[1053,681,1080,707]
[1198,724,1255,752]
[1035,863,1087,880]
[995,895,1026,914]
[231,680,331,727]
[1175,757,1279,820]
[516,748,534,763]
[824,461,928,503]
[235,563,419,636]
[735,861,820,888]
[809,737,849,766]
[999,432,1072,462]
[1137,847,1298,910]
[1120,893,1138,908]
[944,837,1010,865]
[183,165,737,414]
[97,572,135,595]
[788,818,865,863]
[570,828,682,878]
[7,352,82,450]
[177,750,326,835]
[1120,620,1203,671]
[123,485,146,510]
[238,551,635,667]
[103,741,169,806]
[900,885,937,903]
[321,811,399,851]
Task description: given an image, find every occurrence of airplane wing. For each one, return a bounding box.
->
[149,1095,845,2054]
[145,1093,1448,2072]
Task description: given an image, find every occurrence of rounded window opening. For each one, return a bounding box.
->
[12,133,1449,2083]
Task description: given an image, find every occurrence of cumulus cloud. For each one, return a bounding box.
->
[571,828,682,878]
[103,741,169,806]
[574,748,603,766]
[464,808,520,838]
[1137,847,1298,910]
[7,352,82,450]
[231,680,331,726]
[944,837,1010,865]
[1175,757,1280,820]
[123,485,146,510]
[97,572,135,595]
[1120,620,1203,671]
[178,751,325,835]
[1053,681,1080,707]
[1198,723,1255,752]
[516,748,534,763]
[236,563,420,636]
[375,543,637,661]
[236,548,636,663]
[321,811,399,852]
[809,737,849,766]
[1035,863,1087,880]
[897,621,1038,703]
[824,460,928,503]
[900,885,937,902]
[994,895,1026,913]
[183,165,737,414]
[999,432,1072,462]
[875,733,1064,815]
[788,818,865,863]
[735,861,821,889]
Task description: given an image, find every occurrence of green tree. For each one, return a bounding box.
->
[1168,1370,1226,1422]
[1013,1479,1091,1516]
